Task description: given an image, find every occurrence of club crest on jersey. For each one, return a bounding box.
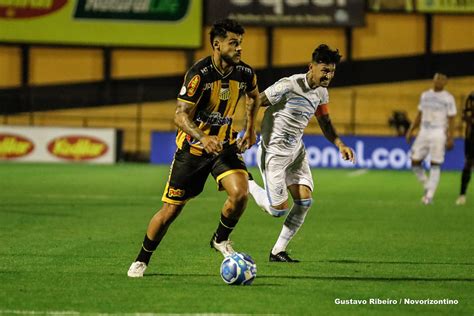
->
[219,88,230,100]
[187,75,200,97]
[168,187,185,198]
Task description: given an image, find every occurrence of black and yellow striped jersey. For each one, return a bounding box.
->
[176,56,257,156]
[464,92,474,137]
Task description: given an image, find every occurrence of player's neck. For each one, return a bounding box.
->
[212,55,233,75]
[306,72,317,89]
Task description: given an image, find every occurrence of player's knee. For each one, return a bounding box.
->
[228,188,248,206]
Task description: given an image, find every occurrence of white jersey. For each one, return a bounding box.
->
[418,89,457,131]
[261,73,328,155]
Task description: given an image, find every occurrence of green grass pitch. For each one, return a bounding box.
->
[0,162,473,315]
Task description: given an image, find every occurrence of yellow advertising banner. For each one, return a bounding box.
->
[416,0,474,13]
[0,0,202,48]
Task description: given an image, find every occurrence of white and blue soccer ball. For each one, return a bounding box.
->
[220,252,257,285]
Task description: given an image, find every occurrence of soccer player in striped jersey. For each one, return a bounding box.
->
[406,73,457,205]
[456,92,474,205]
[128,19,261,277]
[248,44,355,262]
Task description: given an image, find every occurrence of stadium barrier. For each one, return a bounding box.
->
[150,132,464,170]
[0,125,122,164]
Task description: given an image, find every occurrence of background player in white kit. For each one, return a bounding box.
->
[248,44,355,262]
[406,73,456,205]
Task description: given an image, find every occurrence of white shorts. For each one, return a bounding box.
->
[411,129,447,164]
[256,142,314,206]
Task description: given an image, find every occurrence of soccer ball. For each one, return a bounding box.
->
[220,252,257,285]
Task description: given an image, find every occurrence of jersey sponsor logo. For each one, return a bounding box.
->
[238,82,247,91]
[168,187,185,198]
[0,134,34,158]
[187,75,200,97]
[0,0,67,19]
[236,65,252,74]
[196,111,232,126]
[47,135,108,160]
[74,0,190,22]
[200,66,211,74]
[219,88,230,100]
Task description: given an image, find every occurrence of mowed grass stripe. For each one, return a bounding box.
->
[0,163,472,315]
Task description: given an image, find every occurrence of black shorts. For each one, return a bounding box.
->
[162,144,248,205]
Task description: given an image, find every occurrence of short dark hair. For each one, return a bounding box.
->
[210,18,245,46]
[312,44,342,65]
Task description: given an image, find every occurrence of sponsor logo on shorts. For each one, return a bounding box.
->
[0,0,67,19]
[168,187,185,198]
[47,135,108,160]
[187,75,200,97]
[179,86,186,96]
[0,134,34,158]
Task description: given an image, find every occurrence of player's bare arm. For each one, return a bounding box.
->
[239,88,261,152]
[174,100,223,154]
[446,116,455,150]
[406,111,422,143]
[259,92,272,107]
[316,111,355,163]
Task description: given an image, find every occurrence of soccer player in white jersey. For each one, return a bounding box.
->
[248,44,355,262]
[406,73,457,205]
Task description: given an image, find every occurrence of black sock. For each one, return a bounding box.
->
[214,214,239,243]
[135,234,160,264]
[461,167,471,195]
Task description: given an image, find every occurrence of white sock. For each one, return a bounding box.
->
[248,180,271,213]
[271,199,312,255]
[425,165,441,199]
[412,165,427,186]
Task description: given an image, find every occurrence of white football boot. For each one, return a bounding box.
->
[210,237,236,257]
[421,195,433,205]
[455,195,466,205]
[127,261,147,278]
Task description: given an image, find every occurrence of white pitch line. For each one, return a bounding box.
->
[347,169,369,177]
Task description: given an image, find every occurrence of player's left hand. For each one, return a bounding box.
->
[339,145,356,164]
[446,137,454,150]
[238,128,256,152]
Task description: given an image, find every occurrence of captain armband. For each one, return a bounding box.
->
[315,104,329,117]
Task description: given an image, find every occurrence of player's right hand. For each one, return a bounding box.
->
[201,135,223,154]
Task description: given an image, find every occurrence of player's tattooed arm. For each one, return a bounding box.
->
[174,100,222,154]
[316,113,338,144]
[317,113,355,163]
[239,88,261,152]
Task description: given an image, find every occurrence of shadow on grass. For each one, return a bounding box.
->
[314,259,474,266]
[145,273,473,282]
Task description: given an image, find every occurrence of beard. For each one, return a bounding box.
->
[319,78,330,87]
[222,53,240,66]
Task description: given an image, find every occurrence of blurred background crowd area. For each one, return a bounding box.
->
[0,0,473,159]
